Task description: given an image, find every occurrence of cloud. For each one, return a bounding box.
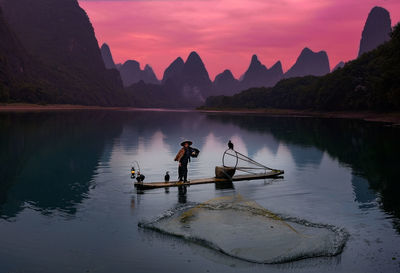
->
[79,0,400,79]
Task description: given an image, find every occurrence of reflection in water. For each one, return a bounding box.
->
[130,196,136,210]
[1,110,399,230]
[206,114,400,232]
[287,145,324,168]
[351,176,377,208]
[178,185,188,204]
[0,111,123,219]
[1,110,400,272]
[215,181,235,190]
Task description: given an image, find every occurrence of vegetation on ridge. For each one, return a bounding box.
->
[204,23,400,111]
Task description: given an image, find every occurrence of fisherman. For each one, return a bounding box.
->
[174,140,198,183]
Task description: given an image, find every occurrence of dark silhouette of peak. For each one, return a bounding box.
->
[284,47,330,78]
[143,64,159,84]
[358,6,392,57]
[242,54,268,83]
[152,52,213,103]
[333,61,345,71]
[215,69,235,82]
[182,51,212,98]
[162,57,184,84]
[186,51,202,63]
[144,64,153,72]
[119,60,142,86]
[1,0,107,74]
[101,43,116,69]
[0,0,125,106]
[123,60,140,70]
[250,54,260,64]
[248,54,267,72]
[270,61,283,74]
[183,51,211,83]
[240,55,283,89]
[119,60,159,87]
[161,53,211,103]
[213,69,239,96]
[301,47,313,55]
[267,61,284,84]
[174,57,185,64]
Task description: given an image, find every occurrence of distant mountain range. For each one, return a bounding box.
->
[101,46,330,101]
[0,2,396,110]
[114,45,336,107]
[125,52,213,108]
[104,6,392,106]
[204,22,400,111]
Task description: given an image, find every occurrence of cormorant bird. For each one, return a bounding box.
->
[228,140,234,150]
[164,171,170,182]
[136,172,145,183]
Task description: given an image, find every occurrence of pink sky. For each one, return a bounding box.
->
[79,0,400,80]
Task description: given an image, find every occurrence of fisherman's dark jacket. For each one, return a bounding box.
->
[174,147,192,163]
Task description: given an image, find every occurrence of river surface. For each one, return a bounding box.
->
[0,109,399,273]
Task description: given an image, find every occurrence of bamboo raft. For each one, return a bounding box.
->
[134,170,284,190]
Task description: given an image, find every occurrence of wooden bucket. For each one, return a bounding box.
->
[215,166,236,179]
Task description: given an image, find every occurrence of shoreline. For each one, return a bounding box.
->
[1,104,399,126]
[199,108,400,126]
[0,104,196,113]
[0,104,122,111]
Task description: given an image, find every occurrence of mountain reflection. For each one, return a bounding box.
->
[1,110,399,233]
[0,111,123,219]
[206,113,400,231]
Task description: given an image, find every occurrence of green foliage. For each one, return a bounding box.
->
[205,23,400,111]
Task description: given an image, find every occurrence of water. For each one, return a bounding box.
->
[141,195,349,263]
[0,109,399,272]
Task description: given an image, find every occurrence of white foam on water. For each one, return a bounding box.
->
[139,195,349,264]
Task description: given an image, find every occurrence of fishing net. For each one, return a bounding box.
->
[139,195,348,263]
[223,149,278,175]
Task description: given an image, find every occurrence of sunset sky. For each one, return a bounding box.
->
[79,0,400,80]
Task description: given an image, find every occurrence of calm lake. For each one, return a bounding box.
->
[0,109,399,273]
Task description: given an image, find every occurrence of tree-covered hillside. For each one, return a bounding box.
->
[204,23,400,111]
[0,0,127,106]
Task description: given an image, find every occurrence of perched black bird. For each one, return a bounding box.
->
[164,171,170,182]
[228,140,234,150]
[136,173,145,183]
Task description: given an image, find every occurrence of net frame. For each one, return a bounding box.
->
[222,149,275,174]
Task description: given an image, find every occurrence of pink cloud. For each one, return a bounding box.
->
[79,0,400,79]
